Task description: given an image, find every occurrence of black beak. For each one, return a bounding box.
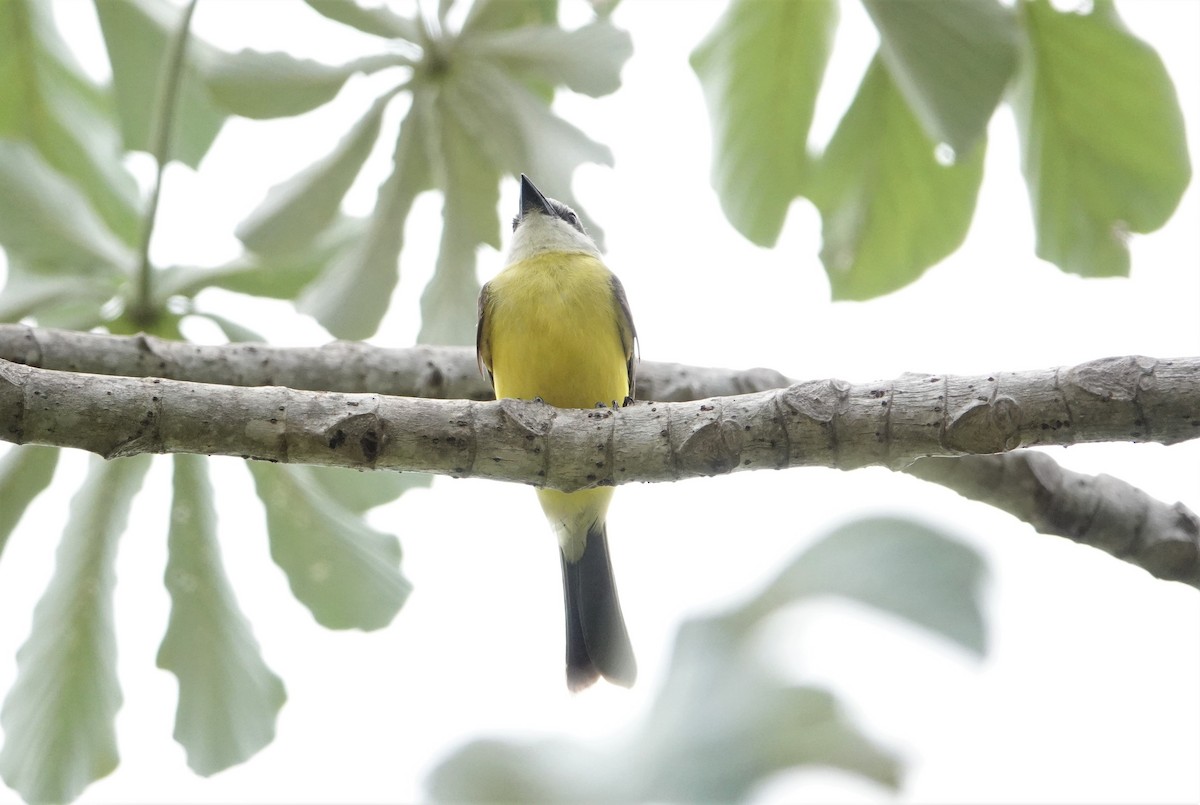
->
[519,174,555,219]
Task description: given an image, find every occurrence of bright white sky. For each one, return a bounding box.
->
[0,1,1197,803]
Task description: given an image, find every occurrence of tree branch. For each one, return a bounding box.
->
[2,325,1197,586]
[906,454,1200,586]
[0,324,787,401]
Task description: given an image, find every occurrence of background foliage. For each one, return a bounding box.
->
[0,0,1193,802]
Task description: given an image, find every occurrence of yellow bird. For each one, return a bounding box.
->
[476,175,637,691]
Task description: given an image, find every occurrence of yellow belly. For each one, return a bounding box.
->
[485,252,629,409]
[483,251,629,560]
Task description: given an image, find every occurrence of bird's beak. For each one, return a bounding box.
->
[519,174,555,219]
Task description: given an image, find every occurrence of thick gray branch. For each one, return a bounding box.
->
[2,326,1197,586]
[906,454,1200,586]
[0,324,785,402]
[3,354,1197,477]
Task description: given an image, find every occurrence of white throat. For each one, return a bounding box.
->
[507,213,601,264]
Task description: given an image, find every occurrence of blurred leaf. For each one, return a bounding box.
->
[95,0,227,168]
[0,446,59,556]
[428,516,992,801]
[808,55,985,300]
[414,57,616,345]
[0,0,142,244]
[164,216,365,302]
[306,464,431,514]
[461,0,558,34]
[0,140,136,273]
[417,84,503,346]
[247,462,410,630]
[468,21,632,97]
[196,312,266,344]
[0,455,151,804]
[742,516,988,655]
[298,96,434,339]
[104,306,184,339]
[158,455,286,776]
[302,0,421,41]
[1012,0,1191,277]
[864,0,1018,155]
[691,0,837,247]
[0,261,116,327]
[202,50,406,120]
[235,93,395,255]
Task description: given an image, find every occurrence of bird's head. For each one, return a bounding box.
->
[507,174,601,263]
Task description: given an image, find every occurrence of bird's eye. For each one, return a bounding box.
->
[512,215,520,231]
[565,211,580,228]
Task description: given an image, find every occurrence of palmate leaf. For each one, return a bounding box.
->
[201,50,406,120]
[160,216,364,303]
[735,516,988,655]
[158,455,286,776]
[1013,0,1190,277]
[460,0,558,35]
[298,96,435,340]
[466,21,632,97]
[305,464,431,515]
[0,455,151,805]
[430,515,986,801]
[807,55,985,300]
[0,0,142,245]
[235,92,396,256]
[0,446,59,556]
[690,0,838,247]
[302,0,421,41]
[244,3,629,342]
[415,38,621,345]
[0,141,136,275]
[248,462,410,630]
[0,261,116,329]
[864,0,1018,156]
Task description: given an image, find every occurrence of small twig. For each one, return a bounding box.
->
[133,0,200,328]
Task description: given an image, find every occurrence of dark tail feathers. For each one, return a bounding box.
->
[560,524,636,692]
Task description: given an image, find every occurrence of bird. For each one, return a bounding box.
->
[476,174,638,691]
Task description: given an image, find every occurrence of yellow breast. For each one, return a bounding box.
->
[483,252,630,409]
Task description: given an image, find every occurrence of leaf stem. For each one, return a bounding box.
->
[133,0,200,329]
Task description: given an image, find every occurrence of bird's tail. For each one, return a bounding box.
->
[560,522,637,692]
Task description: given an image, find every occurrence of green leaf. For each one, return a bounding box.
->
[160,216,363,303]
[864,0,1018,155]
[248,462,410,630]
[417,83,503,346]
[236,92,395,255]
[0,261,116,327]
[158,455,286,776]
[299,95,435,340]
[195,312,266,344]
[808,54,985,300]
[201,50,406,120]
[0,455,151,804]
[0,140,136,273]
[1013,0,1191,277]
[94,0,227,168]
[429,518,974,801]
[306,464,431,514]
[0,0,143,244]
[413,59,618,345]
[461,0,558,35]
[467,21,632,97]
[429,678,898,802]
[741,516,988,655]
[0,445,59,556]
[691,0,837,247]
[302,0,421,41]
